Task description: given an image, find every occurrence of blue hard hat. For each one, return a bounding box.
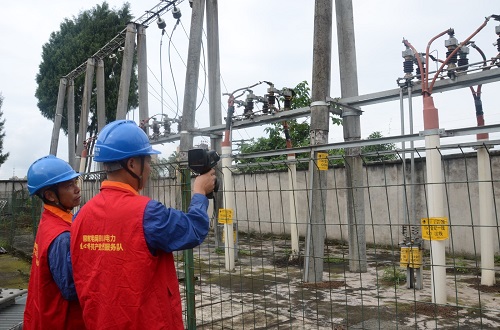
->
[27,155,80,196]
[94,120,160,162]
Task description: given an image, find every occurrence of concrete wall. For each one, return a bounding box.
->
[4,151,499,256]
[229,152,500,256]
[0,181,27,199]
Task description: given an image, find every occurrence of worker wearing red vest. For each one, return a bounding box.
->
[71,120,215,329]
[23,155,85,329]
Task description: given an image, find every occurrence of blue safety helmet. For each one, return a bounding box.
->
[27,155,80,196]
[94,120,160,162]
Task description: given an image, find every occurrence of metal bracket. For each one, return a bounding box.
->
[210,133,224,139]
[326,96,363,116]
[419,128,447,137]
[472,143,494,150]
[330,108,342,116]
[342,110,363,117]
[310,101,329,107]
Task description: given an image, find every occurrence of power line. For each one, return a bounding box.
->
[63,1,185,80]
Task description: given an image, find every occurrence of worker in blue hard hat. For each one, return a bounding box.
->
[23,155,85,329]
[71,119,215,329]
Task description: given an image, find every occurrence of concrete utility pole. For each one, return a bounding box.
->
[206,0,224,245]
[206,0,222,151]
[116,23,136,120]
[180,1,205,155]
[336,0,367,273]
[76,58,95,165]
[137,24,149,132]
[67,81,76,169]
[477,145,496,286]
[304,0,332,283]
[180,1,205,329]
[49,78,67,156]
[95,59,106,172]
[96,59,106,133]
[422,96,447,304]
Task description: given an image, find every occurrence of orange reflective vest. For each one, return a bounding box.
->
[23,206,85,330]
[71,181,183,329]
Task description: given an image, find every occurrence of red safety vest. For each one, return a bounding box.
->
[23,205,85,330]
[71,181,183,330]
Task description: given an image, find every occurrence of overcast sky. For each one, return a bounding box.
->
[0,0,499,179]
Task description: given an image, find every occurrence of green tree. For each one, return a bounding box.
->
[151,151,180,179]
[0,94,9,167]
[237,81,342,170]
[35,2,137,137]
[236,81,396,170]
[361,131,397,162]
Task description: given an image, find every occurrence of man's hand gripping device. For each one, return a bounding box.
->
[187,148,220,199]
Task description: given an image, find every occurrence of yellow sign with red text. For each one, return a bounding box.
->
[421,217,449,240]
[218,208,233,224]
[317,152,329,170]
[400,247,422,268]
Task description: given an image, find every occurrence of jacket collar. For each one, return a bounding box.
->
[101,180,140,195]
[44,204,73,225]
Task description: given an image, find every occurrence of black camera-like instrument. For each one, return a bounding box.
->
[187,148,220,199]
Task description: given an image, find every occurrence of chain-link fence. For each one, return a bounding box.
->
[159,143,499,329]
[3,142,500,329]
[0,181,41,255]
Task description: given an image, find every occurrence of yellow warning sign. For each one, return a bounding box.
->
[421,217,449,241]
[400,247,422,268]
[317,152,329,171]
[218,208,233,224]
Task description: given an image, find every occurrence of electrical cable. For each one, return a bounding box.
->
[168,19,181,119]
[157,4,251,142]
[147,66,178,108]
[160,28,165,117]
[428,18,491,94]
[405,16,492,96]
[175,18,234,137]
[172,9,228,116]
[179,20,209,113]
[469,43,487,138]
[147,86,177,115]
[195,36,207,112]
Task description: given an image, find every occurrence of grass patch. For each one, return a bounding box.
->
[0,254,31,288]
[239,249,252,256]
[446,257,478,275]
[0,238,10,249]
[380,266,406,285]
[454,258,469,274]
[324,256,346,264]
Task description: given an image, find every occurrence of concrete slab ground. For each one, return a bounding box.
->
[179,233,500,329]
[1,232,498,329]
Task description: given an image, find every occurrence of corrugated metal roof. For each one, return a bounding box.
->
[0,289,26,330]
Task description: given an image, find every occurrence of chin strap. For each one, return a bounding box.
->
[40,187,72,212]
[120,156,145,190]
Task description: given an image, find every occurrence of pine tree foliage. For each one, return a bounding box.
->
[0,93,10,166]
[35,2,137,137]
